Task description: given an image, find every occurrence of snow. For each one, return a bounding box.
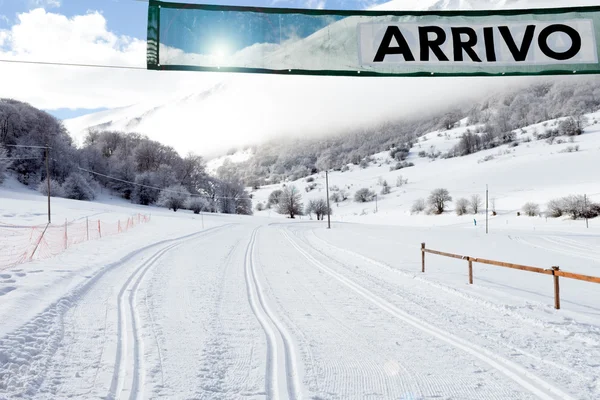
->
[206,148,254,175]
[252,110,600,232]
[2,122,600,398]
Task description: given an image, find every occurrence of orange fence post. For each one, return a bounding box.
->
[98,220,101,238]
[86,217,89,241]
[118,220,121,233]
[64,218,68,249]
[421,243,425,273]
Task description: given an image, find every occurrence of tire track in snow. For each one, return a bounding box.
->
[282,229,575,400]
[108,225,231,400]
[244,227,301,400]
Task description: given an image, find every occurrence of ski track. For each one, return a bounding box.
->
[513,235,600,263]
[300,227,600,397]
[244,227,301,400]
[281,228,576,400]
[0,224,232,399]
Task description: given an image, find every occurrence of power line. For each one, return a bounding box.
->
[0,157,41,160]
[0,59,147,71]
[4,144,51,149]
[78,166,240,200]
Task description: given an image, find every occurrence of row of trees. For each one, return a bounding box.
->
[523,195,600,219]
[0,99,253,215]
[262,186,331,220]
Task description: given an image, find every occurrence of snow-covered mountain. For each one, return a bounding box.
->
[64,0,597,157]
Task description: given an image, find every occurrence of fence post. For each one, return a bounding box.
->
[98,220,102,238]
[468,257,473,284]
[118,220,121,233]
[86,217,89,241]
[552,266,560,310]
[64,218,68,249]
[421,243,425,273]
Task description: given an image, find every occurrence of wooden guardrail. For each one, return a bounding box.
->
[420,243,600,310]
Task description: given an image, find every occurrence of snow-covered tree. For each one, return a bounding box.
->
[132,172,160,206]
[37,178,65,198]
[188,197,210,214]
[158,184,189,212]
[470,194,482,214]
[62,173,96,201]
[381,180,391,195]
[428,188,452,214]
[455,198,469,216]
[354,188,376,203]
[277,185,303,219]
[522,202,540,217]
[0,145,9,184]
[411,198,426,213]
[306,198,331,221]
[268,189,283,208]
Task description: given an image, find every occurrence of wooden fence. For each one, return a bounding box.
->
[420,243,600,310]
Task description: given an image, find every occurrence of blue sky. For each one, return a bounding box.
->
[0,0,385,42]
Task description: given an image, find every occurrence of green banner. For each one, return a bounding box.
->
[147,1,600,77]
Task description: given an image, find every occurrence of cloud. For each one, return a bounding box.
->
[30,0,61,8]
[1,8,533,157]
[305,0,326,9]
[0,8,222,109]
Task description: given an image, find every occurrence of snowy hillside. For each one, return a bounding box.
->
[252,110,600,230]
[64,0,600,156]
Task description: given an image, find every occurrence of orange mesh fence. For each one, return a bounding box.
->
[0,213,151,270]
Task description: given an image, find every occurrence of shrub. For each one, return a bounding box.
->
[62,173,96,201]
[381,180,391,195]
[158,184,189,212]
[522,202,540,217]
[255,202,264,211]
[455,198,469,215]
[37,179,65,198]
[188,197,210,214]
[330,189,349,203]
[411,198,426,213]
[354,188,376,203]
[559,145,579,153]
[396,176,408,187]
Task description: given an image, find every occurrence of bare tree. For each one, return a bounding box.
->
[470,194,482,214]
[277,185,304,219]
[428,188,452,215]
[306,198,331,220]
[455,198,469,215]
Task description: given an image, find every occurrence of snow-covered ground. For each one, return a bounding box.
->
[3,108,600,399]
[252,111,600,232]
[1,169,600,399]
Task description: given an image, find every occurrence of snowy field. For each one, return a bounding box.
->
[1,178,600,399]
[2,111,600,399]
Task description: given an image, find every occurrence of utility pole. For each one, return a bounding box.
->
[45,144,51,224]
[485,184,488,234]
[584,194,589,228]
[325,170,331,229]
